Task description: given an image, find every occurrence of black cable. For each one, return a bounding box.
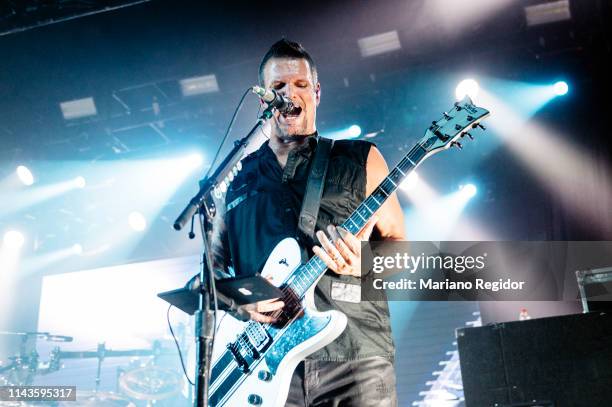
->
[167,304,195,386]
[205,87,251,179]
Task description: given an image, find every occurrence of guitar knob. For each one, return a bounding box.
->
[248,394,263,405]
[258,370,273,381]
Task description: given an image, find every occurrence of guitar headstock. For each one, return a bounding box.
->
[420,97,490,155]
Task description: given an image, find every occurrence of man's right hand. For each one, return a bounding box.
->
[239,298,285,323]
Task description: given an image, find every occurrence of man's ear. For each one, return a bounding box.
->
[315,82,321,106]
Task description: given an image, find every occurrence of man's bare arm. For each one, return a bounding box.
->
[313,145,406,276]
[365,146,406,241]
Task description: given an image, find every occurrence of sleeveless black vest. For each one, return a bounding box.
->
[222,136,394,361]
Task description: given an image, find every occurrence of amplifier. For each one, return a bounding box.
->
[457,312,612,407]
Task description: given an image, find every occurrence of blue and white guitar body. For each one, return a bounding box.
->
[209,238,348,407]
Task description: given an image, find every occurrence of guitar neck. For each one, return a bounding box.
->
[341,143,428,234]
[287,141,429,298]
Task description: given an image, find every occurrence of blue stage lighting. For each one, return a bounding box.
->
[456,79,480,100]
[3,230,25,250]
[74,176,86,188]
[553,81,568,96]
[16,165,34,186]
[461,183,477,198]
[128,211,147,232]
[186,153,204,169]
[348,125,362,138]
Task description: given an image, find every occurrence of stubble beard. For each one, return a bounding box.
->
[273,117,312,143]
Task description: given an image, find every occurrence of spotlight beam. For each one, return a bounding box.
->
[0,179,85,218]
[479,89,612,235]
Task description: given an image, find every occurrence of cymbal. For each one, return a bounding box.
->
[119,366,181,401]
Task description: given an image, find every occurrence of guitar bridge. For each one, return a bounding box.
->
[227,340,251,373]
[227,324,273,373]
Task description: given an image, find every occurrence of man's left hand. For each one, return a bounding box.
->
[312,215,378,277]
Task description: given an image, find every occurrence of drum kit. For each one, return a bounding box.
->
[0,331,187,406]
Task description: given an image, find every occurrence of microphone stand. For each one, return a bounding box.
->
[173,107,275,407]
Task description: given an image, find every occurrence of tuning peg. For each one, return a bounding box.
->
[443,112,451,119]
[466,132,474,140]
[474,123,486,130]
[452,141,463,149]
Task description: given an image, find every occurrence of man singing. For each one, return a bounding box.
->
[210,39,405,406]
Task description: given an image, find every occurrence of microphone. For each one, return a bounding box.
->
[251,86,295,114]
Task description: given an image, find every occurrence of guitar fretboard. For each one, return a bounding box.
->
[285,141,429,298]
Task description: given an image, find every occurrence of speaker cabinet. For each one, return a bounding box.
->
[457,312,612,407]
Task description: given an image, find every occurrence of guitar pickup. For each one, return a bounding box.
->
[245,323,272,354]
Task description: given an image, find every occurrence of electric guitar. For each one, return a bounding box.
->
[208,97,490,406]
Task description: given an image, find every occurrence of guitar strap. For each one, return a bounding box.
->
[297,136,334,241]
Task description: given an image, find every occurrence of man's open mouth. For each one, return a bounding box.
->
[282,105,302,118]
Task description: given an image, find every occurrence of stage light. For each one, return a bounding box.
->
[553,81,569,96]
[525,0,571,27]
[74,176,86,188]
[71,244,83,255]
[322,125,364,140]
[400,171,419,191]
[185,153,204,169]
[348,125,362,138]
[3,230,25,250]
[456,79,479,100]
[60,97,97,120]
[16,165,34,186]
[358,30,401,57]
[460,183,477,198]
[128,212,147,232]
[180,74,219,96]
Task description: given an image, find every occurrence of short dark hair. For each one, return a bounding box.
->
[258,39,318,85]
